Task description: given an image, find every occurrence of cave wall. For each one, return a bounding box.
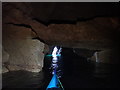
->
[91,48,120,64]
[2,2,120,73]
[0,40,1,74]
[3,3,120,50]
[2,46,9,73]
[2,24,45,73]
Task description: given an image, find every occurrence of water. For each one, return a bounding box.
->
[2,70,45,89]
[2,48,120,89]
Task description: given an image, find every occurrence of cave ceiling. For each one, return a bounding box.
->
[2,2,120,50]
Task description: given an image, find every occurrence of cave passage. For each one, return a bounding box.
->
[43,47,120,89]
[2,2,120,89]
[2,47,120,89]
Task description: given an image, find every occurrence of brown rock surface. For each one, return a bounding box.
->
[3,24,45,72]
[91,48,120,64]
[3,3,120,50]
[2,2,120,70]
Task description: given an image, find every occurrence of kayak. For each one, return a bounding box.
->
[46,71,64,90]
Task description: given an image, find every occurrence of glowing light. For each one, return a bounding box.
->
[53,57,58,60]
[95,52,99,63]
[52,57,58,63]
[57,47,62,56]
[46,46,62,57]
[52,47,58,58]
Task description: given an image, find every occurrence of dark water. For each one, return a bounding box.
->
[2,48,120,89]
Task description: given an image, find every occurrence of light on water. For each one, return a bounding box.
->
[51,46,62,75]
[46,46,64,90]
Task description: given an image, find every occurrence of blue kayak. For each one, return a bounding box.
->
[46,71,64,90]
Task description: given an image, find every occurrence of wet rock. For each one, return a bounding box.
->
[2,47,9,73]
[3,24,45,72]
[2,47,9,63]
[43,44,50,55]
[91,48,120,64]
[2,66,9,73]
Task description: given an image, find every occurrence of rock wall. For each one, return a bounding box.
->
[2,2,120,70]
[0,44,1,74]
[91,48,120,64]
[2,24,45,73]
[2,47,9,73]
[73,48,96,59]
[3,3,120,50]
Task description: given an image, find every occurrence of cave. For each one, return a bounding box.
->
[1,2,120,89]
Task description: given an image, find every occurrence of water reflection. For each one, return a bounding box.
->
[2,70,45,88]
[50,46,62,77]
[3,47,120,89]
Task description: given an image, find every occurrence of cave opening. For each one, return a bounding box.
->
[2,2,120,89]
[2,44,120,89]
[42,46,120,88]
